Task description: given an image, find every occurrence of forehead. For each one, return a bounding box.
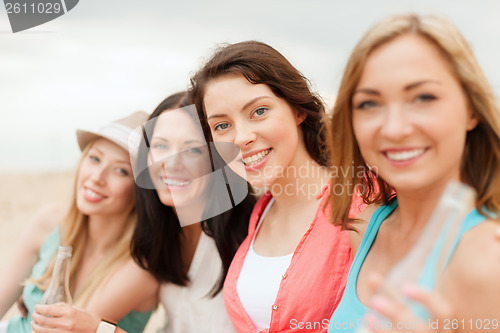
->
[90,138,129,160]
[204,74,275,113]
[358,34,456,87]
[153,109,205,141]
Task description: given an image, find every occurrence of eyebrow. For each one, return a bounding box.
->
[206,96,270,120]
[404,80,441,90]
[115,159,131,165]
[90,147,130,165]
[150,137,205,145]
[353,80,441,96]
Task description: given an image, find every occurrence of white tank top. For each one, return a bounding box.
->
[236,198,293,331]
[159,232,236,332]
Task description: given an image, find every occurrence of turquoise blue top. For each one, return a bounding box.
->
[8,228,152,333]
[328,200,487,333]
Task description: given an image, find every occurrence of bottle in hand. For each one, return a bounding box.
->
[40,246,73,305]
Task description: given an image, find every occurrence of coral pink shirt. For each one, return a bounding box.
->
[223,185,362,333]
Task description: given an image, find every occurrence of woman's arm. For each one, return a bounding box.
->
[0,203,63,318]
[85,258,160,321]
[31,304,129,333]
[441,220,500,331]
[31,258,160,332]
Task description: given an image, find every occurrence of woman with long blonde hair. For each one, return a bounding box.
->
[327,13,500,332]
[0,112,159,333]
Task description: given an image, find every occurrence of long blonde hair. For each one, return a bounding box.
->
[329,13,500,229]
[32,141,137,307]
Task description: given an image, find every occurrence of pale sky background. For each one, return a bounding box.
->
[1,0,500,171]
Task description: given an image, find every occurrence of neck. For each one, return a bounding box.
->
[269,153,329,209]
[174,198,206,227]
[392,177,457,237]
[86,213,130,254]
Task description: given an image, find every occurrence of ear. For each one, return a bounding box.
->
[296,111,307,125]
[466,107,479,131]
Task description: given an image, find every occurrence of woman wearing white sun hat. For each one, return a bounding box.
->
[0,111,159,333]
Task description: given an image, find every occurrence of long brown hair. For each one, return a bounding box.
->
[329,13,500,229]
[190,40,329,166]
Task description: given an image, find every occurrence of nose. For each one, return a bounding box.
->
[90,165,107,184]
[380,103,413,141]
[233,123,256,150]
[162,151,184,172]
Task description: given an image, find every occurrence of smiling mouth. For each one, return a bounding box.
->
[242,149,271,166]
[85,187,105,199]
[385,148,426,162]
[162,178,192,187]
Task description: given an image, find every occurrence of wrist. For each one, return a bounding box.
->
[96,318,117,333]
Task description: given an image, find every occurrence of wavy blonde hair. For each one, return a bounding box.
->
[329,13,500,229]
[32,141,137,307]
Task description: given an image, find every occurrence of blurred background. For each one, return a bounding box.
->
[1,0,500,172]
[1,0,499,330]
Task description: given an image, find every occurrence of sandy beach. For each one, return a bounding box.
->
[0,172,164,332]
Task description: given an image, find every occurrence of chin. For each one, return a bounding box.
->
[76,198,90,214]
[388,177,434,193]
[76,205,95,217]
[157,192,174,207]
[227,163,247,182]
[247,176,275,189]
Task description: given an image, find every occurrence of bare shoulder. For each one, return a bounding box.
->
[116,259,159,284]
[450,219,500,280]
[30,202,66,229]
[86,258,159,318]
[21,202,66,251]
[349,204,379,257]
[104,258,159,293]
[443,220,500,321]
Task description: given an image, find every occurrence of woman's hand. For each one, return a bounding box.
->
[365,273,454,333]
[31,303,101,333]
[369,286,454,333]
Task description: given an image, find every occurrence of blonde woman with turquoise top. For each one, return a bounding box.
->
[0,112,159,333]
[327,14,500,333]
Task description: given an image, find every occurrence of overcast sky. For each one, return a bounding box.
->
[1,0,500,171]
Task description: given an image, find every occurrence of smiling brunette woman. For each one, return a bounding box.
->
[191,41,363,333]
[130,91,255,332]
[328,14,500,333]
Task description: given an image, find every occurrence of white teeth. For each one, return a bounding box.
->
[386,148,425,161]
[242,149,270,166]
[163,178,191,187]
[85,188,104,199]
